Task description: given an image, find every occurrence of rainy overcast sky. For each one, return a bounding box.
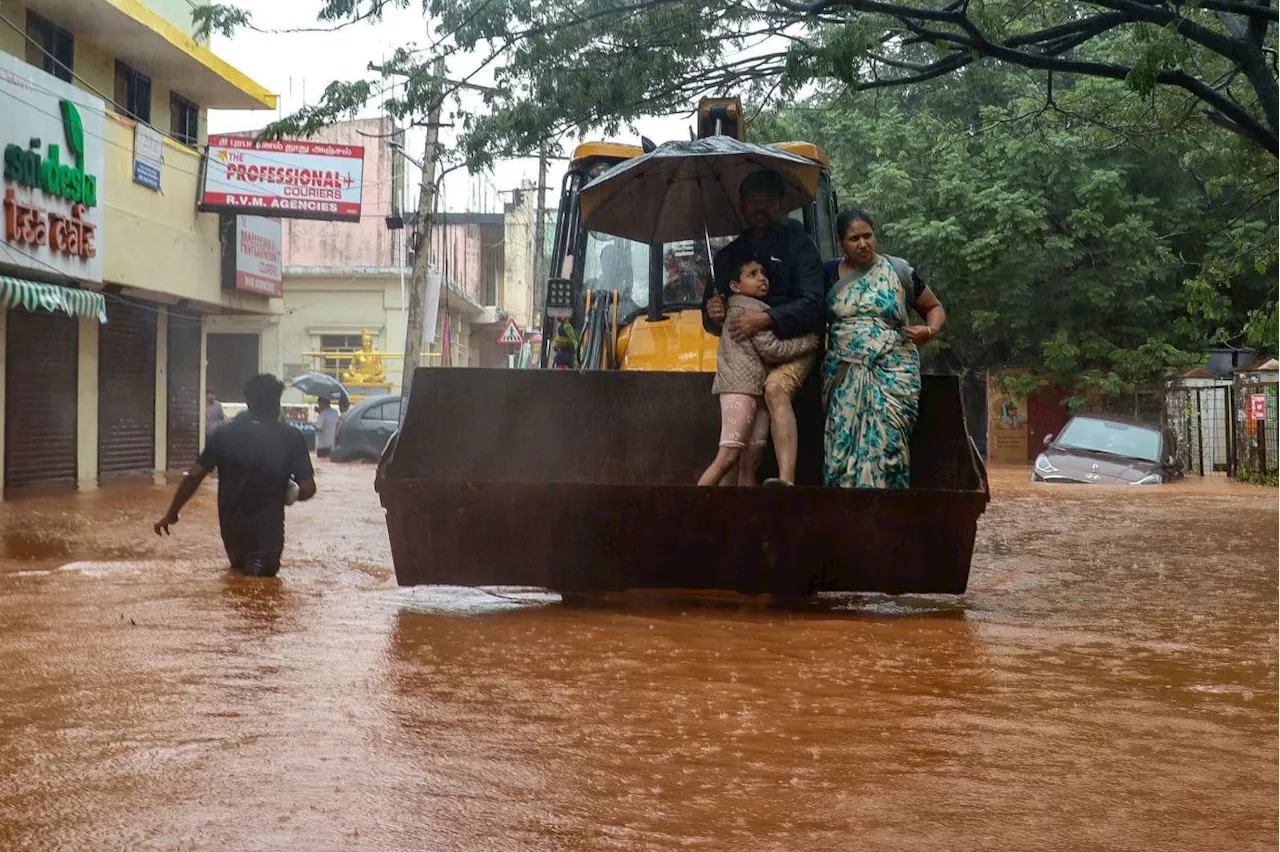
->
[206,0,696,213]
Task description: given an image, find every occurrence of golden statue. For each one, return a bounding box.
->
[341,329,387,385]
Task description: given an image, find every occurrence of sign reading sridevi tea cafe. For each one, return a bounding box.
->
[0,52,105,282]
[200,135,364,223]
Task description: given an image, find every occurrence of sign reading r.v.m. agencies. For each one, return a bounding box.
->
[199,135,365,223]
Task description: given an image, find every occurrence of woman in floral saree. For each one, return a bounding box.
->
[823,209,946,489]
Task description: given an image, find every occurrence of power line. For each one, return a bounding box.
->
[0,84,406,196]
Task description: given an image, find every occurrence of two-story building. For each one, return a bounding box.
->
[0,0,276,498]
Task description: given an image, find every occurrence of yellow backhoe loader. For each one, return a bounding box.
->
[378,98,988,598]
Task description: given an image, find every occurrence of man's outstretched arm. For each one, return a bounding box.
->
[290,431,317,502]
[154,465,209,535]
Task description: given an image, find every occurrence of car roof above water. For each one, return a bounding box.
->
[1068,412,1162,431]
[348,393,398,414]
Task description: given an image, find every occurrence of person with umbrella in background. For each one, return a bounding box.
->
[702,168,826,487]
[314,396,341,460]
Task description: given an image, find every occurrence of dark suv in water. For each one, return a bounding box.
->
[1032,414,1181,485]
[330,394,401,463]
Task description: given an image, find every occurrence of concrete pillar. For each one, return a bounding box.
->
[198,317,208,451]
[259,318,282,376]
[0,310,7,494]
[76,316,99,491]
[153,306,168,483]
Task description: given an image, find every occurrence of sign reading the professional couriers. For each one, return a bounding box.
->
[233,215,282,297]
[200,135,364,222]
[0,51,105,282]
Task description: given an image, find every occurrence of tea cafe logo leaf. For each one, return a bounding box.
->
[59,100,84,170]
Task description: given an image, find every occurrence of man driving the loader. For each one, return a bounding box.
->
[702,168,825,487]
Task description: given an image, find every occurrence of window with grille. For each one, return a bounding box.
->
[170,93,199,147]
[318,334,365,378]
[25,11,73,83]
[320,334,365,351]
[114,60,152,123]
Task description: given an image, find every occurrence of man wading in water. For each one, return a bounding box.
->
[154,374,317,577]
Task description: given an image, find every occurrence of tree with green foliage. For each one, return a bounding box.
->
[197,0,1277,161]
[751,65,1275,403]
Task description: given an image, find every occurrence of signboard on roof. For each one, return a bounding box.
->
[199,134,364,222]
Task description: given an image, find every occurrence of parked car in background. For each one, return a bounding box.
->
[330,394,401,463]
[1032,414,1181,485]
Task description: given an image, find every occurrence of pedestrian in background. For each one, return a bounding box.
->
[206,391,226,437]
[315,397,340,460]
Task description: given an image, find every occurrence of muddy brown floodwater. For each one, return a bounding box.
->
[0,463,1275,851]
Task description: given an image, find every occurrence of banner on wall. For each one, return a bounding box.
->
[987,368,1029,464]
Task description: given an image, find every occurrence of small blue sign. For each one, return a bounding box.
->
[133,160,161,191]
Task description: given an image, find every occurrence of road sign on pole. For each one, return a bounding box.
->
[498,317,524,345]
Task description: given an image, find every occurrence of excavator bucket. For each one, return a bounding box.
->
[378,369,989,597]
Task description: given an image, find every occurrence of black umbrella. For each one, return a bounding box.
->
[578,136,823,244]
[291,373,351,410]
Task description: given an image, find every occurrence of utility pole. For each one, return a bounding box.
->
[399,58,445,424]
[531,141,548,332]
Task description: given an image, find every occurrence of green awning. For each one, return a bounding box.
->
[0,276,107,323]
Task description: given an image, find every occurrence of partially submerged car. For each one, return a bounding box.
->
[1032,414,1181,485]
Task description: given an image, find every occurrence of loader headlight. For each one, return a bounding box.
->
[1130,473,1163,485]
[1034,454,1057,474]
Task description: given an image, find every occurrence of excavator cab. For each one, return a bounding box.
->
[539,138,841,373]
[378,98,989,599]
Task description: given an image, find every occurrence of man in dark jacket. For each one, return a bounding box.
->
[155,373,316,577]
[702,168,825,486]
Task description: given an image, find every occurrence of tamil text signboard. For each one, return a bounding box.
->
[1250,393,1267,421]
[228,215,282,297]
[0,51,105,282]
[200,135,364,222]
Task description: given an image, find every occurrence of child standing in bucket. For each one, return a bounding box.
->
[697,256,819,486]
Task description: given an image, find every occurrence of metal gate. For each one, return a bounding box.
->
[1164,378,1234,476]
[166,310,201,470]
[98,298,156,478]
[4,310,78,492]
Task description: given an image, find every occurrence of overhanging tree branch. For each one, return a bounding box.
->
[769,0,1276,154]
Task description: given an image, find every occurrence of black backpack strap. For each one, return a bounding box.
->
[884,255,915,292]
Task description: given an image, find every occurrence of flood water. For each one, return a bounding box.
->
[0,465,1275,850]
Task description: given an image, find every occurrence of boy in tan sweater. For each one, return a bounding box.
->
[697,256,820,486]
